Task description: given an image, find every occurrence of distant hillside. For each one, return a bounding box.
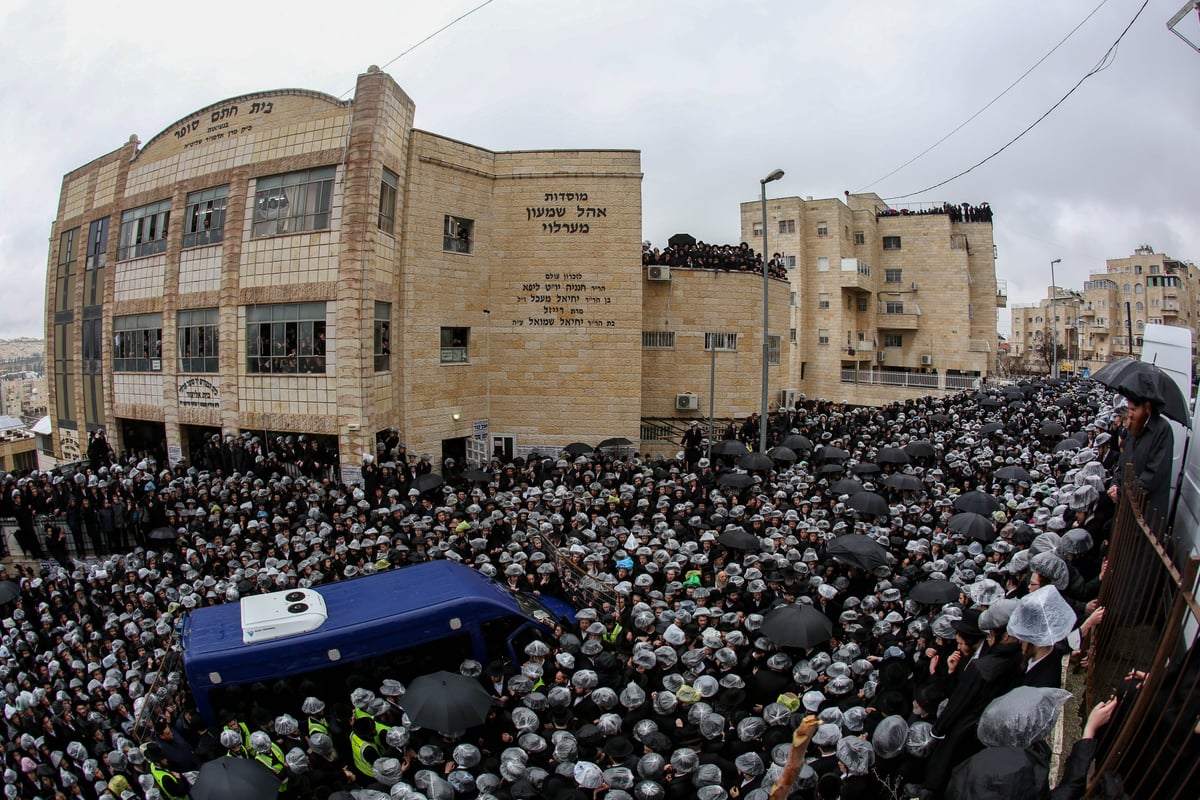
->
[0,338,45,365]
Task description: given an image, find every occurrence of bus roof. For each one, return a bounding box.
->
[182,561,535,691]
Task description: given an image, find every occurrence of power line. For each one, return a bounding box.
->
[857,0,1110,193]
[338,0,501,99]
[881,0,1150,203]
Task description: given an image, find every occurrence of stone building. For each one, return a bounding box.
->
[740,195,1001,405]
[44,68,794,469]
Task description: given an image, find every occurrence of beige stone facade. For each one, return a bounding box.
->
[739,195,1000,405]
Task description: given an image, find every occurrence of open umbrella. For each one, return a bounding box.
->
[761,605,834,649]
[768,446,797,462]
[826,535,891,571]
[948,511,997,542]
[668,232,697,247]
[710,440,749,457]
[1008,400,1027,411]
[718,525,761,550]
[817,463,845,475]
[147,526,178,541]
[850,462,881,476]
[903,440,936,459]
[1053,439,1082,453]
[1091,357,1191,424]
[718,472,756,489]
[405,671,494,733]
[979,396,1003,408]
[829,478,865,495]
[928,413,952,425]
[781,434,814,452]
[0,580,19,606]
[994,465,1032,483]
[563,442,593,456]
[412,473,445,494]
[597,437,633,449]
[980,422,1005,435]
[876,447,911,465]
[884,473,922,492]
[190,756,281,800]
[1037,422,1065,439]
[846,492,889,516]
[909,579,964,606]
[738,452,775,472]
[461,468,492,483]
[815,446,849,463]
[953,490,1002,517]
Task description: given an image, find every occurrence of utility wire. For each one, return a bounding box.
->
[339,0,500,99]
[881,0,1150,202]
[857,0,1110,193]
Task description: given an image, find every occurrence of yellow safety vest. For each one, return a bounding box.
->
[307,717,330,737]
[350,732,376,778]
[149,763,186,800]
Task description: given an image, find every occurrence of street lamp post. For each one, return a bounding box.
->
[759,168,784,454]
[1050,258,1061,378]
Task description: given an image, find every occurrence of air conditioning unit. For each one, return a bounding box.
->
[676,392,700,410]
[778,389,798,409]
[241,588,328,644]
[921,354,933,366]
[911,281,919,292]
[647,265,671,281]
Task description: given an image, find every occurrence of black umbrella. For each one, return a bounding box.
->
[1091,357,1191,424]
[461,468,492,483]
[0,580,19,606]
[815,446,849,463]
[768,446,798,462]
[597,437,633,449]
[979,396,1003,408]
[1053,438,1082,453]
[781,434,814,452]
[405,671,494,733]
[563,442,593,456]
[761,604,834,649]
[948,511,997,542]
[817,463,845,475]
[903,440,936,459]
[718,472,756,489]
[1037,422,1065,439]
[147,526,178,541]
[994,465,1032,483]
[412,473,445,494]
[1054,396,1075,409]
[1008,400,1028,411]
[738,452,775,471]
[884,473,922,492]
[952,490,1002,517]
[190,756,281,800]
[980,422,1005,435]
[909,579,964,606]
[929,413,952,425]
[829,478,865,495]
[667,232,697,247]
[846,492,889,516]
[876,447,911,465]
[850,462,881,476]
[826,534,891,571]
[718,525,761,550]
[710,440,749,457]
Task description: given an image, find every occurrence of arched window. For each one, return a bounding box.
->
[1123,283,1131,294]
[1136,320,1145,330]
[1134,283,1143,294]
[1136,301,1144,311]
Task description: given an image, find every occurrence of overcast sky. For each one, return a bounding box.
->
[1,0,1197,339]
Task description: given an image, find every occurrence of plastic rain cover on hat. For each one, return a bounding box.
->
[1006,585,1076,646]
[977,686,1073,748]
[836,736,875,776]
[872,716,909,759]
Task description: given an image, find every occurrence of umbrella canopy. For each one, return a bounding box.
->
[903,440,936,459]
[1091,357,1191,424]
[846,492,889,516]
[1008,400,1028,411]
[994,465,1032,484]
[1052,439,1082,453]
[190,756,281,800]
[710,440,749,457]
[953,490,1002,517]
[928,413,952,424]
[980,422,1005,435]
[909,579,965,606]
[667,232,697,247]
[829,478,866,495]
[1037,422,1065,439]
[405,671,494,733]
[979,396,1003,408]
[563,442,593,456]
[738,452,775,472]
[761,604,834,649]
[826,535,891,571]
[412,473,445,494]
[948,512,997,542]
[884,473,922,492]
[817,463,845,475]
[875,447,911,465]
[815,446,850,463]
[767,446,798,462]
[461,468,492,483]
[850,462,881,476]
[718,525,761,550]
[597,437,632,449]
[780,434,813,452]
[0,580,19,606]
[718,472,756,489]
[147,526,178,541]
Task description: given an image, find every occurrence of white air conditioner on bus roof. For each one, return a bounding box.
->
[241,588,328,644]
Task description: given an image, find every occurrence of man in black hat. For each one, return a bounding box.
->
[1108,391,1173,527]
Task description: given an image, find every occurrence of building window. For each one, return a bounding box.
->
[785,255,796,267]
[179,308,219,373]
[246,302,327,374]
[857,301,869,312]
[81,317,103,363]
[816,222,829,237]
[85,217,109,270]
[117,200,171,260]
[789,291,797,306]
[1123,283,1131,294]
[55,228,76,312]
[882,236,901,250]
[817,329,830,345]
[818,292,830,309]
[379,169,398,235]
[641,331,676,349]
[54,323,74,424]
[853,231,865,245]
[817,257,829,272]
[884,334,903,348]
[767,335,781,365]
[183,186,228,248]
[884,268,903,283]
[752,223,762,237]
[704,332,738,352]
[441,327,470,363]
[443,215,474,254]
[112,314,163,372]
[790,328,797,344]
[1135,265,1142,274]
[885,301,905,314]
[778,219,795,234]
[374,302,392,371]
[1134,283,1143,294]
[251,167,335,238]
[1149,265,1160,275]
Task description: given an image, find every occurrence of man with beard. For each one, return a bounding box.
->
[1107,390,1173,527]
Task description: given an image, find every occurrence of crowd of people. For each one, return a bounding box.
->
[875,203,993,224]
[0,377,1165,800]
[642,241,789,280]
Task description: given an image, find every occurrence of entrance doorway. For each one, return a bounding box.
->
[492,435,515,463]
[181,425,222,470]
[441,436,466,479]
[117,419,167,464]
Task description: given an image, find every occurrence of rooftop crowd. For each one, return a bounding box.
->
[875,203,993,224]
[0,378,1152,800]
[642,242,789,280]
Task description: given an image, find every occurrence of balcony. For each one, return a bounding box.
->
[839,258,873,292]
[877,302,921,330]
[1163,301,1180,317]
[968,339,991,353]
[1079,303,1095,317]
[995,279,1007,308]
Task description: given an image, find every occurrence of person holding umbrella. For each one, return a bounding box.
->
[1107,389,1173,526]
